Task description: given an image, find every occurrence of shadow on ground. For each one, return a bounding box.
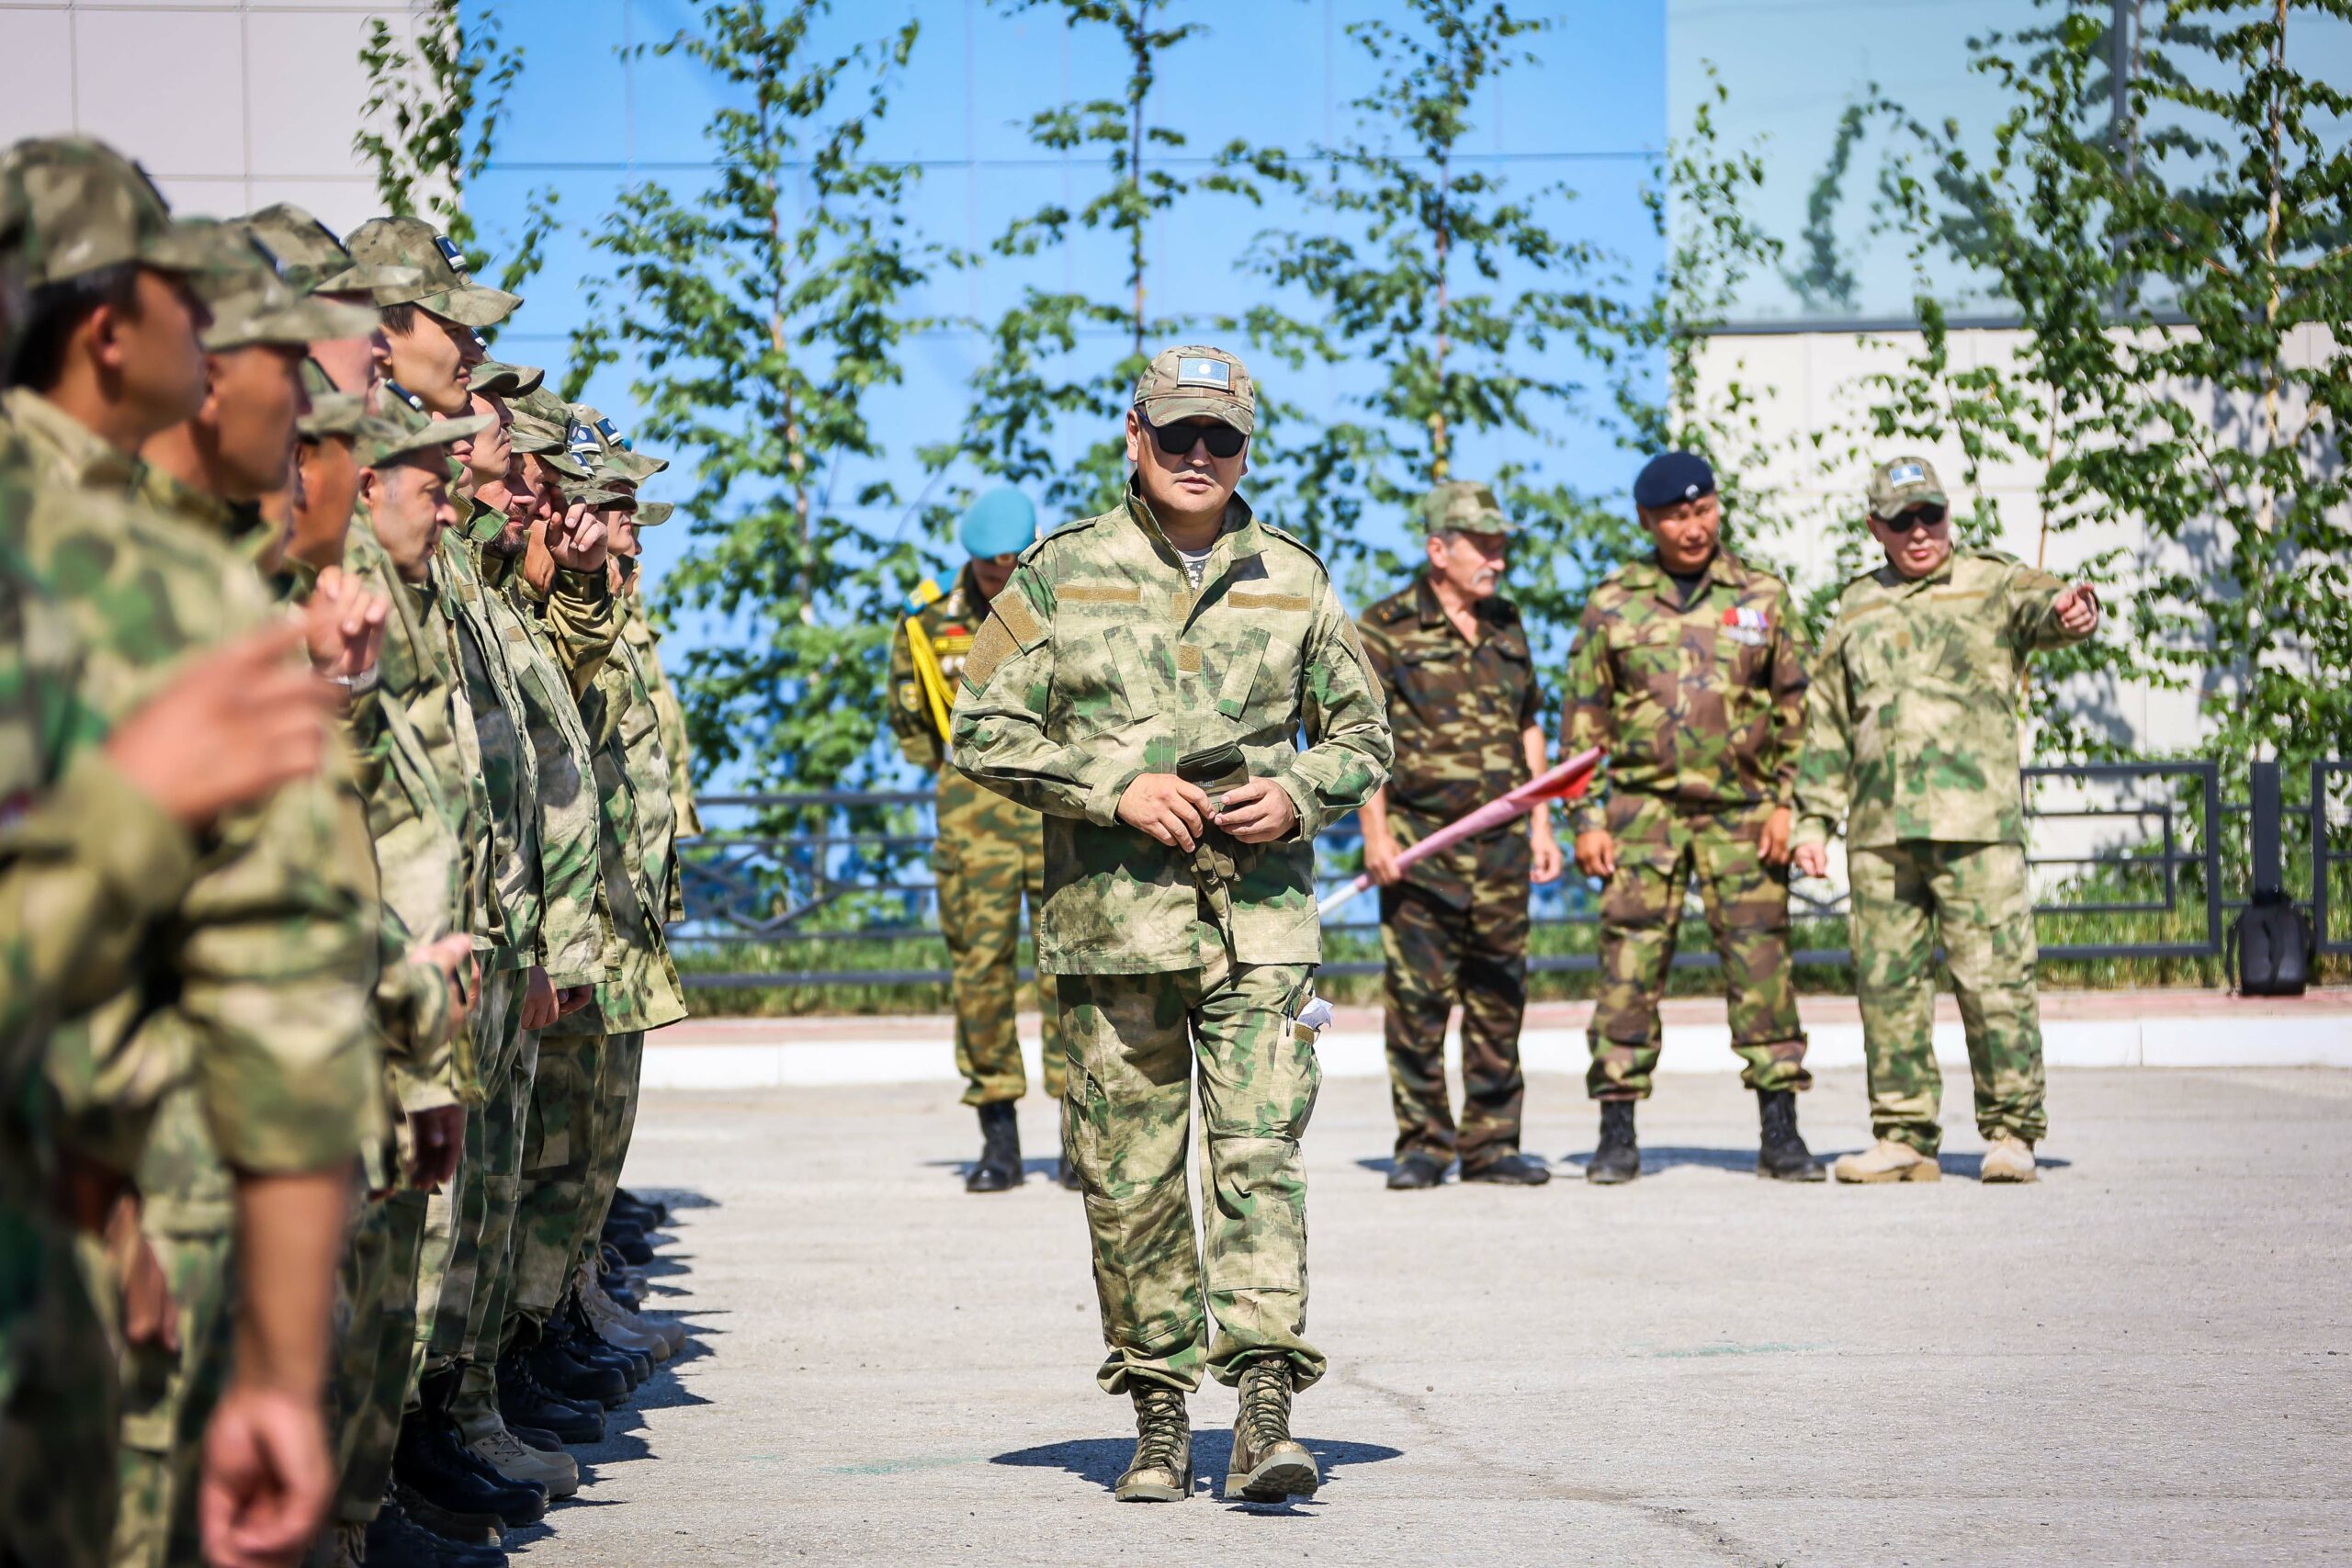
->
[992,1432,1403,1505]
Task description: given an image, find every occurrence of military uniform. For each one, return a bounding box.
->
[1357,499,1544,1174]
[954,346,1390,1404]
[889,564,1066,1108]
[1564,545,1811,1100]
[1794,461,2093,1158]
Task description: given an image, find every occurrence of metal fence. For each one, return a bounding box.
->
[666,757,2349,991]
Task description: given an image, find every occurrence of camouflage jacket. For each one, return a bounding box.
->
[439,533,543,974]
[952,488,1392,975]
[622,591,703,841]
[1358,572,1541,902]
[1561,548,1808,837]
[8,430,378,1182]
[1794,549,2088,850]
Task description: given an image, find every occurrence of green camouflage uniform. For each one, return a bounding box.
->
[888,564,1065,1107]
[1564,546,1811,1102]
[1359,551,1542,1170]
[1794,469,2092,1155]
[954,351,1390,1398]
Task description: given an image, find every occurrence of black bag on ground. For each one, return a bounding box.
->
[2227,891,2314,997]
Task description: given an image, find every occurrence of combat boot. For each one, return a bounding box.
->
[1755,1089,1826,1181]
[369,1484,507,1564]
[1832,1137,1941,1183]
[456,1394,581,1500]
[496,1337,605,1443]
[523,1319,628,1409]
[395,1367,547,1528]
[1225,1359,1318,1503]
[1585,1100,1640,1185]
[611,1187,669,1227]
[966,1100,1022,1192]
[555,1305,646,1390]
[1979,1134,2039,1184]
[1463,1150,1553,1186]
[601,1217,655,1266]
[1114,1384,1192,1502]
[1385,1151,1444,1190]
[587,1271,685,1359]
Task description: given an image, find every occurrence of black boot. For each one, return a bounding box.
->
[966,1101,1021,1193]
[497,1335,605,1444]
[1586,1100,1640,1185]
[1385,1151,1445,1190]
[569,1292,652,1382]
[602,1218,655,1266]
[1462,1150,1553,1186]
[1756,1088,1826,1181]
[550,1308,642,1395]
[395,1369,547,1529]
[525,1317,629,1409]
[369,1483,507,1563]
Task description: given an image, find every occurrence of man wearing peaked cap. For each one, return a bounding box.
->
[1357,479,1559,1191]
[508,385,593,484]
[888,489,1072,1193]
[345,215,516,418]
[570,401,666,484]
[240,202,421,301]
[1795,455,2101,1187]
[1562,450,1825,1185]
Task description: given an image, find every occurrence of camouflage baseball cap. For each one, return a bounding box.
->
[1865,455,1949,520]
[0,136,217,286]
[571,403,665,481]
[1133,344,1255,434]
[185,220,377,352]
[355,408,491,471]
[635,502,673,527]
[508,387,591,479]
[344,215,520,328]
[298,391,369,442]
[240,203,419,298]
[1419,479,1517,536]
[469,359,543,399]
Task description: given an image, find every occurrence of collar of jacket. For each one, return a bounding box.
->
[1410,568,1511,632]
[1,386,142,493]
[1123,479,1261,577]
[139,463,243,540]
[1627,546,1747,602]
[1874,551,1957,592]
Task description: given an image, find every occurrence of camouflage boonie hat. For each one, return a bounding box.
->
[1866,455,1949,520]
[1419,479,1517,536]
[1133,344,1255,434]
[299,391,368,442]
[344,215,520,327]
[469,359,542,399]
[239,204,419,298]
[508,387,591,479]
[355,408,491,471]
[570,403,664,481]
[185,220,378,352]
[0,136,217,286]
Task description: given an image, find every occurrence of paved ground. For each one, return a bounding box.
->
[522,1067,2352,1565]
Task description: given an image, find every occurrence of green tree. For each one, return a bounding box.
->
[568,1,935,796]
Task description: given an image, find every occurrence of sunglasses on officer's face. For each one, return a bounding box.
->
[1878,503,1949,533]
[1142,415,1248,461]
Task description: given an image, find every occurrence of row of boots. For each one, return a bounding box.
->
[343,1190,687,1565]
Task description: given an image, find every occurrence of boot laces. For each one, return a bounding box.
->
[1132,1386,1187,1469]
[1238,1360,1293,1447]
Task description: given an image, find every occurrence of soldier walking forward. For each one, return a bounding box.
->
[953,345,1390,1505]
[1563,452,1823,1184]
[888,489,1073,1192]
[1794,457,2100,1186]
[1357,481,1561,1190]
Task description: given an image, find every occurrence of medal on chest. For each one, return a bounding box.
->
[1722,605,1770,648]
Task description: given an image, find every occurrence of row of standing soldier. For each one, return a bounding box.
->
[942,344,2098,1503]
[0,137,698,1568]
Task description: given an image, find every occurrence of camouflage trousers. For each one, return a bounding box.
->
[107,1224,232,1568]
[327,1188,427,1526]
[575,1030,648,1278]
[507,1034,596,1339]
[415,970,533,1384]
[0,1220,118,1568]
[936,766,1064,1107]
[1379,863,1530,1168]
[1058,956,1322,1397]
[1589,795,1809,1101]
[1851,840,2046,1155]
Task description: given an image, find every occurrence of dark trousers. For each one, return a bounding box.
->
[1380,877,1531,1168]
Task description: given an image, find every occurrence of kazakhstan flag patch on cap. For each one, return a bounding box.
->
[1176,356,1231,389]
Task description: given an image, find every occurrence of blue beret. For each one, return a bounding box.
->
[958,488,1038,559]
[1634,451,1716,510]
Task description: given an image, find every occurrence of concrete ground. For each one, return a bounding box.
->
[525,1067,2352,1565]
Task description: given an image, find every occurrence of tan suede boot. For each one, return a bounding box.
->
[1833,1137,1942,1183]
[1114,1385,1192,1503]
[1979,1134,2039,1183]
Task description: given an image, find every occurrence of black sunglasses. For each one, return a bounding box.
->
[1143,415,1247,461]
[1879,503,1949,533]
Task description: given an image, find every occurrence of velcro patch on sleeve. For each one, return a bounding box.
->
[1229,591,1310,612]
[992,587,1046,650]
[961,615,1018,692]
[1057,582,1141,605]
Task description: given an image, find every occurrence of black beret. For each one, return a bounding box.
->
[1634,450,1717,509]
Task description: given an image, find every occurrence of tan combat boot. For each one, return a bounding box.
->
[1979,1134,2039,1183]
[457,1401,581,1498]
[1225,1359,1319,1503]
[1832,1137,1942,1184]
[587,1272,685,1358]
[1114,1384,1192,1502]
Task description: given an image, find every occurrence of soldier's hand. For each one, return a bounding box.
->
[301,566,388,682]
[556,984,596,1018]
[105,618,337,829]
[1363,826,1404,886]
[1758,806,1794,867]
[198,1382,333,1568]
[1118,773,1212,852]
[2053,582,2100,636]
[406,1104,465,1193]
[521,965,560,1031]
[1574,829,1618,879]
[1792,843,1830,879]
[547,501,609,574]
[1530,822,1565,885]
[1214,778,1298,844]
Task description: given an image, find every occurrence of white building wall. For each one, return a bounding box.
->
[0,1,395,235]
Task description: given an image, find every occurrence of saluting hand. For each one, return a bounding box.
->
[2053,582,2099,637]
[547,501,610,574]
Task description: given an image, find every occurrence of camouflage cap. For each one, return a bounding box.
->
[1133,344,1255,434]
[635,501,673,527]
[185,220,378,352]
[509,387,591,478]
[1419,479,1517,536]
[1865,454,1950,520]
[571,403,665,481]
[0,136,217,286]
[298,391,369,442]
[355,409,491,471]
[562,478,639,509]
[240,203,419,298]
[344,215,520,328]
[469,359,543,399]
